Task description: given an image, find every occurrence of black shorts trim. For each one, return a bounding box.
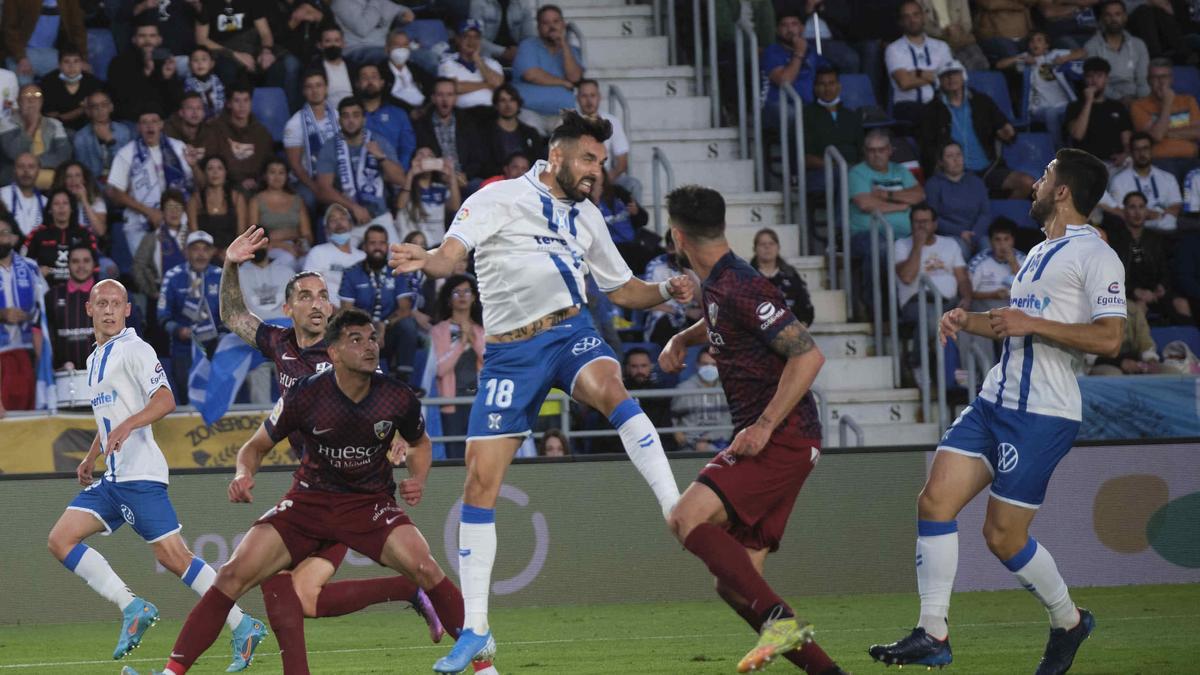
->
[696,474,741,528]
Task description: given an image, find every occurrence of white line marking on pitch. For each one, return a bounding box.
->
[1,614,1196,669]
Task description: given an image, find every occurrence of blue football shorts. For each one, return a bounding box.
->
[68,478,182,543]
[937,397,1080,508]
[467,313,618,440]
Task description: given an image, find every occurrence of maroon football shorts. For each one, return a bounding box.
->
[696,435,821,552]
[255,488,413,566]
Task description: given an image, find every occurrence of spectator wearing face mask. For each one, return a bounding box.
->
[39,47,101,132]
[670,350,732,453]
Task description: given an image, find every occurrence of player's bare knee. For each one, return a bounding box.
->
[412,557,444,589]
[46,528,76,561]
[293,579,321,618]
[982,520,1024,560]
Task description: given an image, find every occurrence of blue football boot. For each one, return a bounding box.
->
[1035,608,1095,675]
[113,598,159,660]
[226,615,269,672]
[433,628,497,673]
[868,627,953,668]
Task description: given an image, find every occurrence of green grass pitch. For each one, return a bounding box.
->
[0,584,1195,673]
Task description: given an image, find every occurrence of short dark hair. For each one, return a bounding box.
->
[68,242,96,261]
[160,188,186,208]
[1122,190,1148,207]
[179,91,204,106]
[815,64,839,79]
[1082,56,1111,74]
[0,213,16,234]
[356,62,383,80]
[550,109,612,146]
[777,10,803,24]
[666,185,725,241]
[988,217,1017,239]
[433,77,457,92]
[131,12,159,29]
[189,45,213,59]
[285,271,325,303]
[303,68,328,84]
[910,202,937,222]
[536,4,563,21]
[493,83,523,108]
[504,150,530,166]
[58,46,83,61]
[337,95,365,114]
[325,307,373,345]
[1130,131,1154,147]
[362,224,389,241]
[1098,0,1126,13]
[576,78,600,91]
[1053,148,1109,215]
[227,84,253,101]
[622,347,651,366]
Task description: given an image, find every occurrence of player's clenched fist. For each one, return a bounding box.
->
[229,473,256,503]
[727,421,770,458]
[77,457,94,486]
[666,274,694,304]
[988,307,1036,338]
[389,243,428,274]
[939,308,968,346]
[659,334,688,373]
[398,478,423,506]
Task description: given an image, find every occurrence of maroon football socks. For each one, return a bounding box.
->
[261,574,311,674]
[164,586,235,674]
[425,576,465,640]
[315,575,421,617]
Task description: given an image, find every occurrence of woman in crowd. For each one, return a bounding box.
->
[23,188,99,286]
[396,146,461,246]
[749,227,815,326]
[188,154,246,258]
[52,161,106,237]
[428,273,484,460]
[248,158,312,268]
[538,429,571,457]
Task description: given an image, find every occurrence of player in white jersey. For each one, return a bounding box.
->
[44,280,268,669]
[870,149,1125,675]
[390,111,692,673]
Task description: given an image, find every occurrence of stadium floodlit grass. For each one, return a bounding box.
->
[1,584,1195,674]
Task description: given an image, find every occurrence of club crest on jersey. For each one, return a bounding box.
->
[374,420,393,439]
[571,336,601,355]
[997,443,1019,473]
[488,412,502,430]
[708,302,719,325]
[456,207,470,221]
[269,396,284,425]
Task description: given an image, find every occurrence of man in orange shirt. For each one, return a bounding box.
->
[1131,57,1200,180]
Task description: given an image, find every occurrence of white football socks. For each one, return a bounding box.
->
[63,544,135,611]
[915,520,958,640]
[181,557,246,631]
[612,405,680,519]
[459,505,498,634]
[1006,538,1078,629]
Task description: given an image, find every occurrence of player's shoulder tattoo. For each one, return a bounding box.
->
[768,320,816,359]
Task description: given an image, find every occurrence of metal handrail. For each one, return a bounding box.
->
[823,147,851,318]
[838,414,865,447]
[650,146,676,234]
[690,0,720,126]
[964,336,995,402]
[608,84,631,167]
[566,22,587,67]
[868,210,901,388]
[779,82,808,256]
[734,7,763,189]
[915,274,948,429]
[809,388,828,447]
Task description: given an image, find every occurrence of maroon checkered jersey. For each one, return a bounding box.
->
[255,323,332,395]
[701,251,821,440]
[264,369,426,494]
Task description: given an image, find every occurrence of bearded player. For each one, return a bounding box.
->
[218,227,448,674]
[868,149,1123,674]
[658,186,848,674]
[124,308,469,675]
[46,279,267,670]
[390,110,688,673]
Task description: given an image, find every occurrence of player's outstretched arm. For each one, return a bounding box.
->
[989,310,1124,357]
[104,386,176,456]
[220,226,269,345]
[729,322,825,457]
[389,236,468,279]
[606,275,693,310]
[229,423,275,503]
[397,432,432,506]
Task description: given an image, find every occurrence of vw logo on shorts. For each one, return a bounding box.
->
[571,336,601,355]
[120,505,136,525]
[996,443,1019,473]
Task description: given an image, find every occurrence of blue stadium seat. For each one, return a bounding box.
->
[404,19,450,48]
[1151,326,1200,358]
[989,199,1038,229]
[1173,66,1200,101]
[968,70,1019,126]
[840,74,876,111]
[252,88,289,144]
[88,29,117,81]
[1001,131,1055,179]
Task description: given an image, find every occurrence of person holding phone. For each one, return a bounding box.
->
[396,146,461,247]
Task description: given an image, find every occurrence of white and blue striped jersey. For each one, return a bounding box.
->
[444,160,633,336]
[979,225,1126,421]
[86,327,172,483]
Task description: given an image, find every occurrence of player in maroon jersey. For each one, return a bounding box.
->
[658,186,846,674]
[218,227,446,674]
[129,309,469,675]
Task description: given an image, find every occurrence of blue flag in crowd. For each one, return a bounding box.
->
[34,309,56,412]
[188,318,291,425]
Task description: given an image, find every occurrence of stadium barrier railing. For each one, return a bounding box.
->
[824,147,853,321]
[837,413,864,447]
[964,336,994,402]
[566,21,587,68]
[915,274,949,429]
[608,84,631,168]
[733,6,764,190]
[868,209,902,388]
[650,146,676,234]
[690,0,720,127]
[779,81,809,255]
